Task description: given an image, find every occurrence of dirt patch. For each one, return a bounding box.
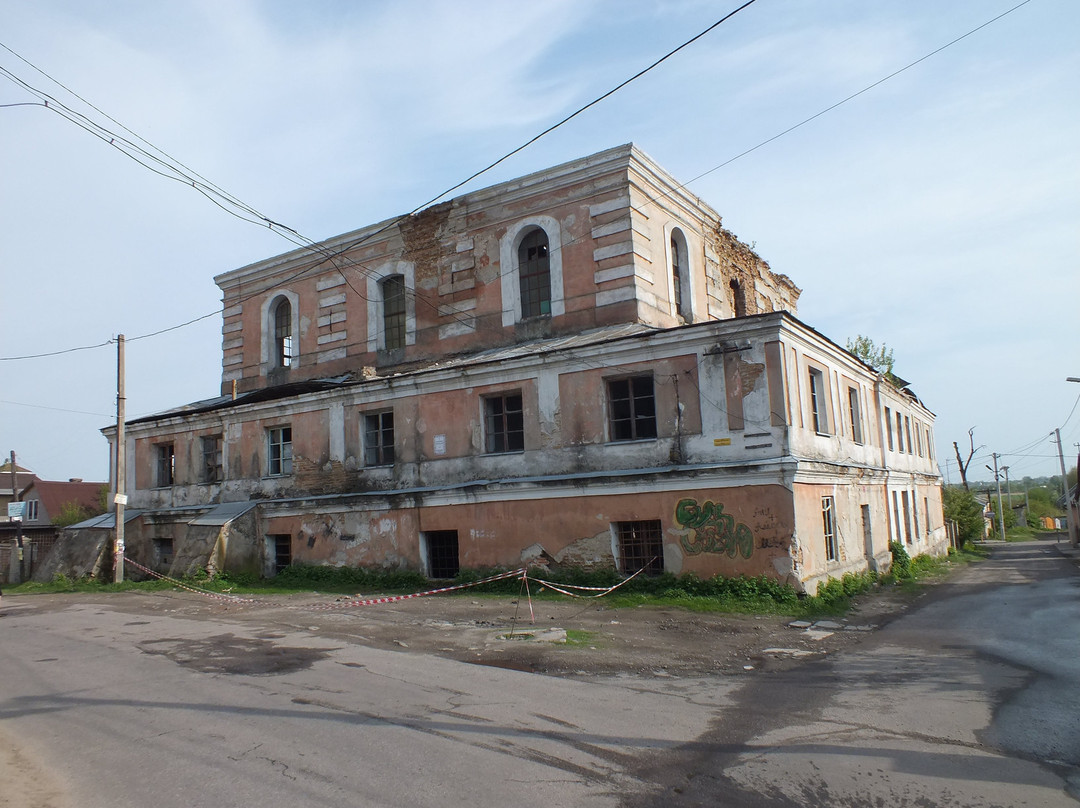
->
[81,582,922,678]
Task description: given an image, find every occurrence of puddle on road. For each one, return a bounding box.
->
[138,633,332,675]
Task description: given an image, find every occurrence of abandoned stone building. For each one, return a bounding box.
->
[56,144,946,593]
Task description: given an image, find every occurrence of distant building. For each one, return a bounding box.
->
[2,466,105,583]
[56,145,947,592]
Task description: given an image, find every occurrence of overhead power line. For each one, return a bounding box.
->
[0,0,1032,363]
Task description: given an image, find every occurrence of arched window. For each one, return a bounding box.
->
[518,228,551,318]
[730,278,747,318]
[273,297,293,368]
[380,275,406,351]
[669,229,690,321]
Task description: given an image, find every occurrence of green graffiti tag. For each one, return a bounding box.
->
[676,498,754,558]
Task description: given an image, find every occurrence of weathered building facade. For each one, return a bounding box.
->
[78,144,945,592]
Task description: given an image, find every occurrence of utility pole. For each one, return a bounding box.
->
[8,451,24,582]
[114,335,127,583]
[1002,465,1011,521]
[990,453,1006,542]
[1054,428,1078,547]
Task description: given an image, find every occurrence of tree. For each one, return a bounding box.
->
[952,427,983,492]
[846,335,896,381]
[943,486,984,547]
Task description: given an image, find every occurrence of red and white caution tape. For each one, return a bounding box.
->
[307,568,528,611]
[123,556,256,603]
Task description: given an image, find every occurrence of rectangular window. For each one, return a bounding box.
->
[847,387,863,444]
[892,490,903,543]
[915,421,923,457]
[201,435,223,483]
[895,412,904,453]
[267,426,293,476]
[926,428,934,460]
[156,443,175,487]
[822,496,837,562]
[25,499,39,521]
[364,411,396,466]
[381,275,406,351]
[614,520,664,575]
[808,368,829,434]
[271,535,291,575]
[608,376,657,441]
[901,490,913,544]
[422,530,460,579]
[924,497,930,535]
[904,416,913,455]
[153,537,174,569]
[884,407,894,451]
[484,393,524,453]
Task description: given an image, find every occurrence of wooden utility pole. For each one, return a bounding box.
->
[114,335,126,583]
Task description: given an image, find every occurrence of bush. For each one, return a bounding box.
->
[889,540,912,580]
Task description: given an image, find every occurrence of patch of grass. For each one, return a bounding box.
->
[563,629,598,647]
[1004,525,1041,542]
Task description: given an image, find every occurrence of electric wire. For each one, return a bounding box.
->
[0,0,1029,361]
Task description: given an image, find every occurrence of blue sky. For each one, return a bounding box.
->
[1,0,1077,485]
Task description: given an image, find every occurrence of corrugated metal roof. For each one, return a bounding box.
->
[188,501,258,526]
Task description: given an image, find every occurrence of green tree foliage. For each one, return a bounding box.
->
[846,335,898,384]
[943,486,984,546]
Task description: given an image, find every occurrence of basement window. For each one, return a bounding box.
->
[153,537,174,569]
[614,520,664,576]
[422,530,460,579]
[270,535,291,575]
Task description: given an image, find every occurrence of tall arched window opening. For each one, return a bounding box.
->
[518,228,551,318]
[273,297,293,368]
[670,230,690,321]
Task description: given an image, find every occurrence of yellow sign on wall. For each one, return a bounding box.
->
[713,438,731,446]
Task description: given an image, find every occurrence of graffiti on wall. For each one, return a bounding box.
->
[676,498,754,558]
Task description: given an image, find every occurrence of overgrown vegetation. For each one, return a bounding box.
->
[942,487,985,547]
[7,549,982,617]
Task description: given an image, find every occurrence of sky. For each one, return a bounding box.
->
[1,0,1077,488]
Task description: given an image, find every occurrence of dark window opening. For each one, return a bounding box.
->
[424,530,459,579]
[518,229,551,318]
[364,411,395,466]
[153,537,174,569]
[615,520,664,575]
[730,278,747,318]
[484,393,524,453]
[380,275,406,351]
[273,297,293,368]
[271,535,292,575]
[670,231,688,320]
[156,443,175,487]
[608,376,657,441]
[202,435,223,483]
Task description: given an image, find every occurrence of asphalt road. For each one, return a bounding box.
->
[1,540,1078,807]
